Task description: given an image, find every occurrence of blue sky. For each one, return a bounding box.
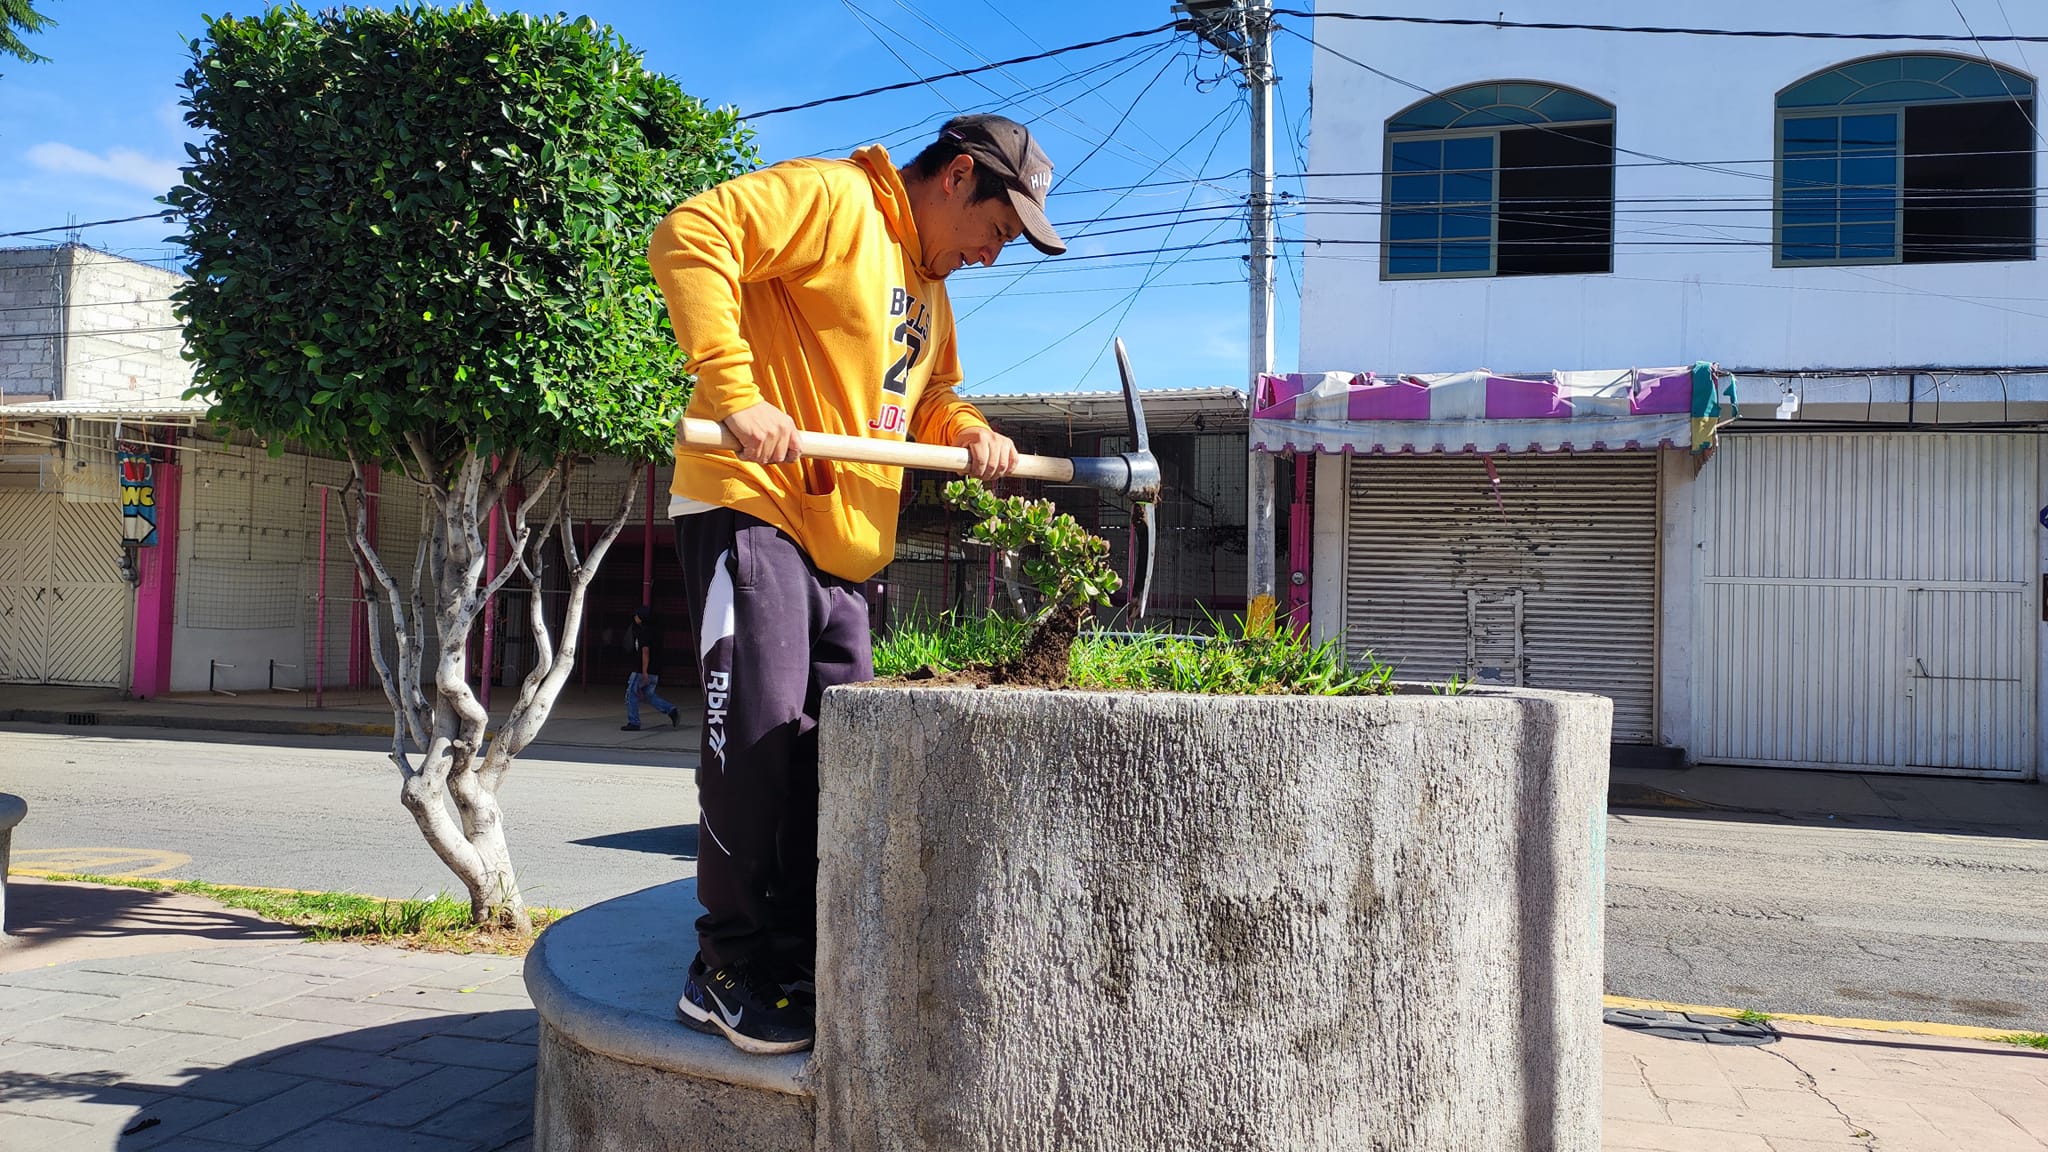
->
[0,1,1315,396]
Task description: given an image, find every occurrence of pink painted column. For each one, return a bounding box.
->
[642,466,656,606]
[1285,454,1313,628]
[130,462,180,699]
[349,466,378,688]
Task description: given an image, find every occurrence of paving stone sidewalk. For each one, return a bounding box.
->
[1606,1017,2048,1151]
[0,941,537,1151]
[3,934,2044,1151]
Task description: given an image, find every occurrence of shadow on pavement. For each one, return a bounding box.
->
[83,1010,537,1149]
[0,880,304,973]
[569,823,698,861]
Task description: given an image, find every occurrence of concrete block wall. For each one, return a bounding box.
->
[0,247,65,398]
[63,248,190,405]
[0,244,190,405]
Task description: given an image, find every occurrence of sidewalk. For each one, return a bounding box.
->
[1610,760,2048,837]
[2,880,2043,1150]
[1,683,701,756]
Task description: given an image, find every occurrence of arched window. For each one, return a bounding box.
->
[1383,82,1615,280]
[1777,54,2035,266]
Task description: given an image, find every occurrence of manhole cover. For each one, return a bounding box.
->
[1603,1008,1779,1046]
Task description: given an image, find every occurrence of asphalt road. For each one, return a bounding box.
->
[1604,809,2048,1030]
[2,725,2043,1030]
[0,725,698,912]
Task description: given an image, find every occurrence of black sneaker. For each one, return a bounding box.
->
[699,959,813,1055]
[620,723,641,731]
[668,708,682,728]
[675,956,719,1036]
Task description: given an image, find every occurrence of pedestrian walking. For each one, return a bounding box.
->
[622,604,681,732]
[648,113,1059,1053]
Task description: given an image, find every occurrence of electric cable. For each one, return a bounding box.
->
[739,21,1179,119]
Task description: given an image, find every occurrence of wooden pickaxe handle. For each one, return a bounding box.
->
[677,417,1077,484]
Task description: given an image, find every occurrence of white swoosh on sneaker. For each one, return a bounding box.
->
[716,999,744,1029]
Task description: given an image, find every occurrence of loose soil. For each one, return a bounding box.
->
[892,604,1088,690]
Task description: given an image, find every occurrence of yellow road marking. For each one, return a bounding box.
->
[1604,994,2033,1042]
[8,847,192,878]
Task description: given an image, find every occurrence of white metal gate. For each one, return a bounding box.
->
[0,489,129,687]
[1342,454,1661,742]
[1694,432,2035,778]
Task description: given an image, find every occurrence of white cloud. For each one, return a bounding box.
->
[26,142,182,193]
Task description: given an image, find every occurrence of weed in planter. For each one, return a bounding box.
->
[873,612,1026,679]
[942,479,1121,685]
[876,610,1395,696]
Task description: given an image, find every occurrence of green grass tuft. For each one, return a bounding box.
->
[1996,1031,2048,1050]
[1732,1008,1774,1024]
[35,873,564,955]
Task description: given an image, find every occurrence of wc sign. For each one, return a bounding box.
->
[119,450,158,547]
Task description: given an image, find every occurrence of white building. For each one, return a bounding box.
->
[1290,1,2048,779]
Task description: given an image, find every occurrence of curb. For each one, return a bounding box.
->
[1606,782,1719,812]
[1603,994,2034,1043]
[2,707,393,739]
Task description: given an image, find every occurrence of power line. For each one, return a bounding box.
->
[740,22,1179,119]
[1274,10,2048,42]
[840,0,963,112]
[1281,26,1774,186]
[857,2,1214,189]
[842,39,1175,157]
[0,211,178,240]
[960,97,1248,320]
[1948,0,2044,143]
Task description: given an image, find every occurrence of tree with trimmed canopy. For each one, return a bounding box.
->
[169,3,756,931]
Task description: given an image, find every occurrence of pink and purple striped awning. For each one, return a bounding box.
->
[1251,363,1734,456]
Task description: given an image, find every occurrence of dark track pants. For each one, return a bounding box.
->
[675,509,873,972]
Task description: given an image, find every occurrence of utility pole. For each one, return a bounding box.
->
[1177,0,1278,606]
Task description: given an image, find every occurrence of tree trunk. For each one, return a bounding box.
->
[343,449,641,931]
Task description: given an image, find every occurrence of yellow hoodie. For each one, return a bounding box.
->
[647,145,990,583]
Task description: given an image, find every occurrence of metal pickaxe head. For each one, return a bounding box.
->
[1062,338,1158,618]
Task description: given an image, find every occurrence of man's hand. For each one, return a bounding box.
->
[723,401,802,464]
[954,425,1019,480]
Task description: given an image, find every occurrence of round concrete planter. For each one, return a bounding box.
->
[813,685,1611,1152]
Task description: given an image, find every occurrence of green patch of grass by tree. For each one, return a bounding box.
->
[39,873,565,956]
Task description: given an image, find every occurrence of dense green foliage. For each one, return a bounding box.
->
[872,611,1396,696]
[169,3,757,464]
[0,0,53,73]
[944,478,1121,613]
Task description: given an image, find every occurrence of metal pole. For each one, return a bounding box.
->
[642,466,656,606]
[1245,1,1279,605]
[481,498,499,711]
[317,487,327,709]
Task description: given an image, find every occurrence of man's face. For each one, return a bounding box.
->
[919,156,1027,280]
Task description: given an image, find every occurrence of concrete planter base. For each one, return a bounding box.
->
[816,686,1611,1152]
[529,684,1610,1152]
[524,880,813,1151]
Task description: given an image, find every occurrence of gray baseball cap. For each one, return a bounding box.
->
[941,113,1066,256]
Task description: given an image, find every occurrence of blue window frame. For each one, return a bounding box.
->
[1776,54,2036,266]
[1388,135,1494,276]
[1384,82,1615,280]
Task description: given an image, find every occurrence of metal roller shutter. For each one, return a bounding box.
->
[1343,453,1660,742]
[1695,432,2035,778]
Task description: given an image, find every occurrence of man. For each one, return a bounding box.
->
[647,114,1064,1055]
[621,604,681,732]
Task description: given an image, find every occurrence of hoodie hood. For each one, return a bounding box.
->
[851,144,933,277]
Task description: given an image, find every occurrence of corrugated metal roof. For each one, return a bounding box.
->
[0,396,211,421]
[964,386,1247,430]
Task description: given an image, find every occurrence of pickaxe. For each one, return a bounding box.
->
[675,337,1160,616]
